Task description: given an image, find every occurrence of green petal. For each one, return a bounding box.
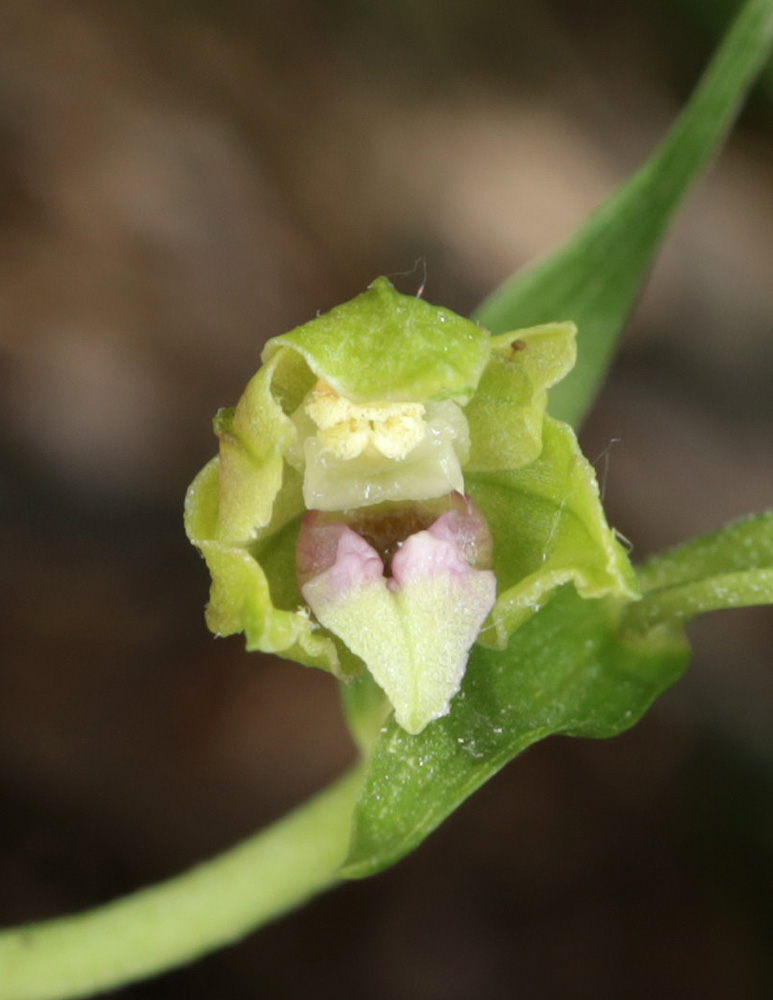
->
[468,415,638,648]
[263,277,491,403]
[465,322,576,473]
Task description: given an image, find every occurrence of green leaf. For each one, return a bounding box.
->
[637,510,773,591]
[473,0,773,427]
[624,511,773,630]
[341,511,773,877]
[341,586,688,879]
[343,511,773,877]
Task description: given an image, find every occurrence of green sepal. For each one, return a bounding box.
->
[262,277,491,403]
[469,415,638,649]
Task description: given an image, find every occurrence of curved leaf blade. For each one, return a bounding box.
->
[626,511,773,630]
[473,0,773,428]
[625,569,773,632]
[636,510,773,592]
[341,588,688,879]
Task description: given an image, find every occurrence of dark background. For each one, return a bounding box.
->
[1,1,772,997]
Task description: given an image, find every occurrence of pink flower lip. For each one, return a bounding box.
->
[296,494,497,734]
[296,492,493,591]
[387,524,476,592]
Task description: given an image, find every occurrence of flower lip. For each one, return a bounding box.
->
[296,492,492,586]
[296,491,498,734]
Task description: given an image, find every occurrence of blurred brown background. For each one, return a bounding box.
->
[1,1,772,997]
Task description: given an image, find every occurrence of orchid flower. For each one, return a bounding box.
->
[185,277,636,733]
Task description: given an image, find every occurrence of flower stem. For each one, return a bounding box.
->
[0,768,362,1000]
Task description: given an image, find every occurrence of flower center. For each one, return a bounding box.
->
[290,382,471,512]
[305,381,427,461]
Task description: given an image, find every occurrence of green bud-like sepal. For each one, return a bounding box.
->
[185,277,638,732]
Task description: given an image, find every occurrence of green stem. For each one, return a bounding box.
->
[0,768,362,1000]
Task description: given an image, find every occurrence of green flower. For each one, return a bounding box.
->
[185,277,637,734]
